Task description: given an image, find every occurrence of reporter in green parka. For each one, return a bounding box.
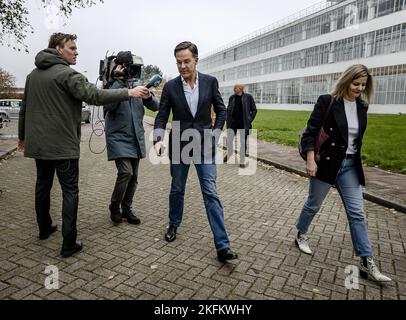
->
[18,33,151,258]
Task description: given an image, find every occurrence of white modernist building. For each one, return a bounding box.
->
[199,0,406,114]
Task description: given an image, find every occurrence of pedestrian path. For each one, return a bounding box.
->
[0,121,405,300]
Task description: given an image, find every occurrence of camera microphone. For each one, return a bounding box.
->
[146,74,163,89]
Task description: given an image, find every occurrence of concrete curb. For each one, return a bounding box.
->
[255,155,406,214]
[0,147,17,160]
[362,192,406,214]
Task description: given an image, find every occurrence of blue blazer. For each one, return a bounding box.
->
[154,72,226,162]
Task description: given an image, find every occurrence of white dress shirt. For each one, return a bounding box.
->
[181,73,199,117]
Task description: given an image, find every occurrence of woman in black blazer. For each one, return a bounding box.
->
[296,64,391,282]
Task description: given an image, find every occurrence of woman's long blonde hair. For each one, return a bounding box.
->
[331,64,373,104]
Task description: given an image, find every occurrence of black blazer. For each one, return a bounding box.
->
[153,72,226,162]
[301,94,368,185]
[226,93,257,130]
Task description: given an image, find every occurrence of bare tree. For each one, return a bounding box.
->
[0,0,104,52]
[0,67,16,98]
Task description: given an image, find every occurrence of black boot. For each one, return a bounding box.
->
[165,225,177,242]
[109,203,122,224]
[61,240,83,257]
[122,210,141,225]
[39,223,57,240]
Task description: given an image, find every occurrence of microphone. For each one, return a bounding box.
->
[146,74,163,89]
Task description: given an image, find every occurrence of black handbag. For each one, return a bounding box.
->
[299,95,334,161]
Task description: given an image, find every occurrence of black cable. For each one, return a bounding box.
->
[87,77,145,154]
[88,78,107,154]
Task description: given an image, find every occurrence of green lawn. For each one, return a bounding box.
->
[144,109,158,118]
[252,110,406,174]
[144,108,406,174]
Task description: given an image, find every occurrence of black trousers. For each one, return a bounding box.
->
[35,159,79,249]
[111,158,140,213]
[226,126,249,162]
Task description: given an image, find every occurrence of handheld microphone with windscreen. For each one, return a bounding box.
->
[146,74,163,89]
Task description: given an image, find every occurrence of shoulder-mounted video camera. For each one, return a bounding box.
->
[99,51,144,89]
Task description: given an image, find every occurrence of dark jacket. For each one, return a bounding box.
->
[301,94,368,185]
[226,93,257,130]
[104,80,159,160]
[153,72,226,162]
[19,48,129,160]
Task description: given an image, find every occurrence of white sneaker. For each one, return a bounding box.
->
[359,257,392,282]
[295,233,312,255]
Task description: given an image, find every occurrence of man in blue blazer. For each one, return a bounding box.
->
[153,41,238,262]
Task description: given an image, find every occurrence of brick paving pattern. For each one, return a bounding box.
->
[0,121,405,300]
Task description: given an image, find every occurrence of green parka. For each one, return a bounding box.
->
[18,48,129,160]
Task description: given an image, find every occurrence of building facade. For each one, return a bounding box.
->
[199,0,406,113]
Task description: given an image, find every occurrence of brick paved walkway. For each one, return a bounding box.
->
[0,122,405,300]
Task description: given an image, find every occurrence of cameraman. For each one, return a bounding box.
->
[104,51,159,225]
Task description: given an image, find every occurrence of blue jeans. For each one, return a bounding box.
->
[169,162,230,251]
[296,158,372,257]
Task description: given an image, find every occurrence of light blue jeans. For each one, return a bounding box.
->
[296,158,372,257]
[169,162,230,251]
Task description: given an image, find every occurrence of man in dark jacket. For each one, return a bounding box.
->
[104,51,159,225]
[18,33,150,257]
[153,41,238,263]
[225,84,257,165]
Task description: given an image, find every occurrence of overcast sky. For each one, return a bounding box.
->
[1,0,322,87]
